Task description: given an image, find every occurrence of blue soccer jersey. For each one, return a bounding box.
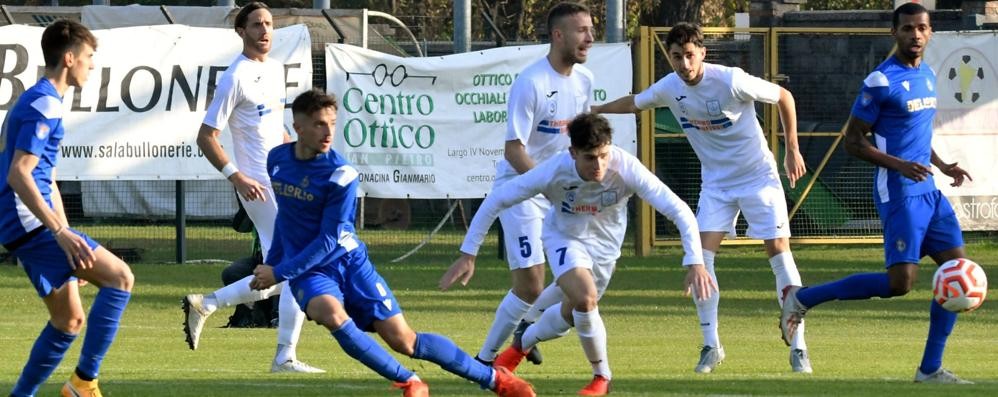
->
[850,56,938,204]
[0,79,65,246]
[264,143,363,282]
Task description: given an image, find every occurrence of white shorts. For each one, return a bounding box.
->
[543,230,616,298]
[238,184,278,258]
[696,173,791,240]
[498,195,550,270]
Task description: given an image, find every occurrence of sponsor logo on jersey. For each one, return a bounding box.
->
[538,119,569,135]
[906,97,937,112]
[679,116,733,132]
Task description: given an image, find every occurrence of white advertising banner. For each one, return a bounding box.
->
[326,43,636,199]
[0,24,313,180]
[924,31,998,230]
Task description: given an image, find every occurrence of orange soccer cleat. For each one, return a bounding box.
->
[392,378,430,397]
[578,374,611,396]
[492,367,536,397]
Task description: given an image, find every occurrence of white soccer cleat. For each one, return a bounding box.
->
[914,367,973,384]
[790,348,813,374]
[271,359,327,374]
[182,294,214,350]
[779,286,807,346]
[694,345,725,373]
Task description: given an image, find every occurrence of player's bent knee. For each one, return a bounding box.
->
[52,314,85,334]
[570,294,599,312]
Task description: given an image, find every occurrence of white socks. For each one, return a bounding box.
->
[276,281,306,362]
[770,251,807,350]
[523,283,564,323]
[574,308,611,379]
[521,302,572,350]
[478,290,532,361]
[694,250,721,348]
[212,274,280,309]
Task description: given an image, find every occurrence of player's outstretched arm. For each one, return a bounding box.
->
[196,123,267,202]
[7,150,94,269]
[439,253,477,291]
[777,88,806,188]
[592,95,640,115]
[843,115,932,181]
[930,149,972,187]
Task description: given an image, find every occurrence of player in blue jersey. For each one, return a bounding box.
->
[248,89,535,397]
[2,21,134,397]
[780,2,975,384]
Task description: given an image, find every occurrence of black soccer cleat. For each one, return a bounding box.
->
[514,320,543,365]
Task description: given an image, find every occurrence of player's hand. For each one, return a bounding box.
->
[784,148,806,189]
[439,253,476,291]
[231,173,268,202]
[939,161,972,187]
[54,227,95,270]
[251,265,277,290]
[898,161,932,182]
[683,264,717,301]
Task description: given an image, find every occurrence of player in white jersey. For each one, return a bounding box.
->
[180,2,323,374]
[595,22,811,374]
[439,1,594,368]
[449,113,703,396]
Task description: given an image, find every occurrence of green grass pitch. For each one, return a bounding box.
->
[1,240,996,396]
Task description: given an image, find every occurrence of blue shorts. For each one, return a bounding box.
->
[877,190,963,268]
[288,246,402,332]
[12,228,100,297]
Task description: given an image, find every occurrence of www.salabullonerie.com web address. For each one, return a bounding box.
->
[61,142,205,159]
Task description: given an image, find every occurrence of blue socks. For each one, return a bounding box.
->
[11,323,77,397]
[331,319,414,382]
[919,300,957,375]
[76,288,131,380]
[412,333,493,389]
[796,272,892,308]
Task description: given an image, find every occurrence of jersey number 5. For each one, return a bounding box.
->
[518,236,531,258]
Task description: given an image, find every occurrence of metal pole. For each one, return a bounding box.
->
[453,0,471,53]
[313,0,330,9]
[176,181,186,264]
[606,0,624,43]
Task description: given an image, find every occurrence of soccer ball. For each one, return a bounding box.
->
[932,258,987,313]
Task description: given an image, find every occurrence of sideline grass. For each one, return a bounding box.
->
[1,243,996,396]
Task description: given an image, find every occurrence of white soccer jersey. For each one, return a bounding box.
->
[634,63,781,189]
[203,54,287,183]
[462,146,703,266]
[494,57,594,181]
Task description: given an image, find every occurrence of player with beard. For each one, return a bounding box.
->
[182,2,323,374]
[780,3,975,384]
[440,1,595,371]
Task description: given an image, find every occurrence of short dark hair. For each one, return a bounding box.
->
[547,2,590,37]
[235,1,270,30]
[893,2,929,29]
[568,113,613,151]
[665,22,704,49]
[41,20,97,69]
[292,89,338,117]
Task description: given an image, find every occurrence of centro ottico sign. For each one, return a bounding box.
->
[340,64,437,151]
